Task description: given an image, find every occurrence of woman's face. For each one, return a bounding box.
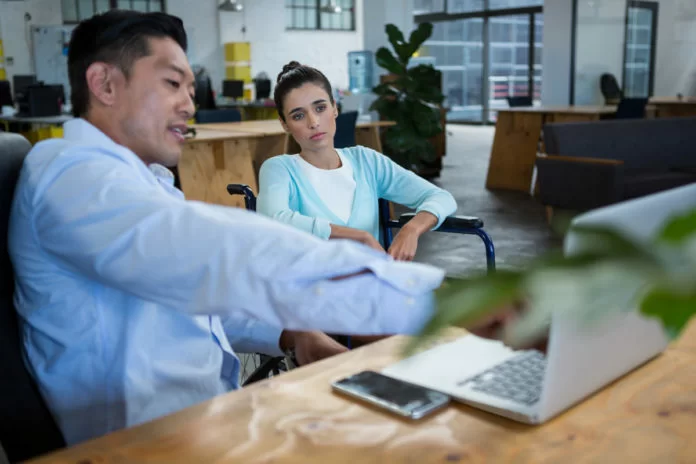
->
[280,82,337,151]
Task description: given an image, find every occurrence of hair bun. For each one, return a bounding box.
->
[277,61,302,83]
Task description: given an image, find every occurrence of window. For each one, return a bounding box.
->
[413,0,445,15]
[286,0,355,31]
[447,0,484,14]
[623,1,658,97]
[62,0,164,23]
[488,0,542,10]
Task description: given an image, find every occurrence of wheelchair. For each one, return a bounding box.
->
[227,183,496,386]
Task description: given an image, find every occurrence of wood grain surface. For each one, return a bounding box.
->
[30,320,696,464]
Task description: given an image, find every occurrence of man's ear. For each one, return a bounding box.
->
[85,62,120,108]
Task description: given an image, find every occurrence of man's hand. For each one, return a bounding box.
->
[387,228,419,261]
[280,330,348,366]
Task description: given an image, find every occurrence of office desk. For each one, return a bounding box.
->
[181,120,396,208]
[0,114,73,125]
[32,320,696,463]
[0,114,73,134]
[216,99,277,120]
[649,97,696,118]
[485,106,617,192]
[179,130,265,208]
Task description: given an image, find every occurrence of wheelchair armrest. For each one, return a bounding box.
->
[398,213,484,230]
[227,183,254,196]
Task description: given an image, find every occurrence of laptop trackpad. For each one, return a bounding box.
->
[382,334,518,396]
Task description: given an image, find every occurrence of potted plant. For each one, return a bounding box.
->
[370,23,445,173]
[407,207,696,353]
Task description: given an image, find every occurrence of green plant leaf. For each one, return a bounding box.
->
[385,24,410,65]
[404,271,524,355]
[565,224,662,264]
[659,210,696,244]
[406,23,434,58]
[375,47,405,75]
[640,287,696,339]
[404,99,442,138]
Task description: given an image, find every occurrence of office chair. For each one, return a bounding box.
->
[254,78,272,100]
[506,96,533,107]
[614,97,648,119]
[0,133,66,462]
[226,184,496,386]
[194,68,217,110]
[0,81,12,109]
[334,111,358,148]
[600,73,623,105]
[194,108,242,123]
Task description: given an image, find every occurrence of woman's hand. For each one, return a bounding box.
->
[387,211,438,261]
[330,224,384,253]
[387,228,419,261]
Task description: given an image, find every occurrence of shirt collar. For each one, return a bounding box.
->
[63,118,148,171]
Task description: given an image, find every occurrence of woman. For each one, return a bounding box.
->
[258,61,457,261]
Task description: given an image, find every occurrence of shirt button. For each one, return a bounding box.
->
[314,287,324,296]
[406,278,416,287]
[405,297,415,306]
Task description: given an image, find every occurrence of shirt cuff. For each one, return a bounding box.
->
[222,316,285,357]
[313,217,332,240]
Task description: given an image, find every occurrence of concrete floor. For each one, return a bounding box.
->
[411,125,561,276]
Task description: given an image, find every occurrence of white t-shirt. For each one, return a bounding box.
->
[294,151,356,223]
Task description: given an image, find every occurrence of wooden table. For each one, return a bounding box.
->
[649,97,696,119]
[32,320,696,463]
[180,120,395,209]
[485,106,617,192]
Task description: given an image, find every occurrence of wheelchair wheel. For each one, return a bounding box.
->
[239,353,295,386]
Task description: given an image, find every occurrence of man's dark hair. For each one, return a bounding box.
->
[68,10,187,117]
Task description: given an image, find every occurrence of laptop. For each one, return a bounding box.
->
[383,183,696,424]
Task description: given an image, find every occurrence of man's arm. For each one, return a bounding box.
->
[30,151,444,336]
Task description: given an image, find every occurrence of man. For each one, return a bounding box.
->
[8,11,444,446]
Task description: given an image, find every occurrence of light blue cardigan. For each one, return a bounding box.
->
[257,145,457,241]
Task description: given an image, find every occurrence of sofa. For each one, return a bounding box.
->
[536,117,696,212]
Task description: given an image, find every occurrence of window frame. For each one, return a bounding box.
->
[285,0,356,32]
[62,0,166,24]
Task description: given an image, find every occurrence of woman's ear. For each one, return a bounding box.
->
[279,116,290,132]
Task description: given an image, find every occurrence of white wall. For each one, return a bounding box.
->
[654,0,696,96]
[167,0,223,94]
[0,0,63,88]
[218,0,364,92]
[541,0,573,105]
[573,0,627,105]
[363,0,415,86]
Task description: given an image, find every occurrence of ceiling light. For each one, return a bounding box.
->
[320,2,342,14]
[219,0,243,12]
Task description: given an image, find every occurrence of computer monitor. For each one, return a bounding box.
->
[12,74,37,100]
[222,80,245,99]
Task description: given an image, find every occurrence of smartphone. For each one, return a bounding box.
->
[331,370,450,420]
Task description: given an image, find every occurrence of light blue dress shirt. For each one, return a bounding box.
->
[8,119,445,445]
[257,146,457,241]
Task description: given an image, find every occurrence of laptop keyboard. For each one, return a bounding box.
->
[458,350,547,406]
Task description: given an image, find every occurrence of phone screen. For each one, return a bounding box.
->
[332,370,450,419]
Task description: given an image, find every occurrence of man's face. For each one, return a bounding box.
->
[112,37,195,167]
